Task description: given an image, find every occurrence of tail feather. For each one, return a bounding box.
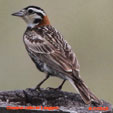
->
[68,77,102,105]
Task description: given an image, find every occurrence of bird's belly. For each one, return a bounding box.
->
[43,63,67,80]
[28,51,67,80]
[37,62,66,80]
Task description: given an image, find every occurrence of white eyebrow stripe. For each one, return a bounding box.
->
[29,8,46,16]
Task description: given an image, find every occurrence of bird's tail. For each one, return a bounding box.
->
[68,76,102,105]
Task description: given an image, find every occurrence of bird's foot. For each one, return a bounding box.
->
[25,88,37,92]
[46,87,62,91]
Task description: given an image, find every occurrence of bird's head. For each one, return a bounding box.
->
[12,6,50,28]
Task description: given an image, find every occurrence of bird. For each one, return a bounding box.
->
[12,6,102,105]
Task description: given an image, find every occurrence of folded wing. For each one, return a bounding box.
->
[24,26,80,74]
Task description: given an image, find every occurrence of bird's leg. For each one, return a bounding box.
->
[47,80,66,91]
[35,74,50,90]
[56,79,66,90]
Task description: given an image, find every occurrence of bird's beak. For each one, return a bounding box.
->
[12,10,25,17]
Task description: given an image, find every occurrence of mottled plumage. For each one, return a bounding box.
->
[12,6,102,105]
[24,26,79,76]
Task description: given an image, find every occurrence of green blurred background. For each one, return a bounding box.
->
[0,0,113,104]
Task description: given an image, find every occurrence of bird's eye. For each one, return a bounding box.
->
[28,9,33,14]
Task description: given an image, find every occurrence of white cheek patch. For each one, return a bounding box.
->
[35,15,42,19]
[28,14,42,20]
[22,14,42,28]
[22,8,45,28]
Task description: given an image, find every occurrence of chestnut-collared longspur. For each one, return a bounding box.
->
[12,6,102,105]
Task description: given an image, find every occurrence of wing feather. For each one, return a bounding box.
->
[24,26,80,73]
